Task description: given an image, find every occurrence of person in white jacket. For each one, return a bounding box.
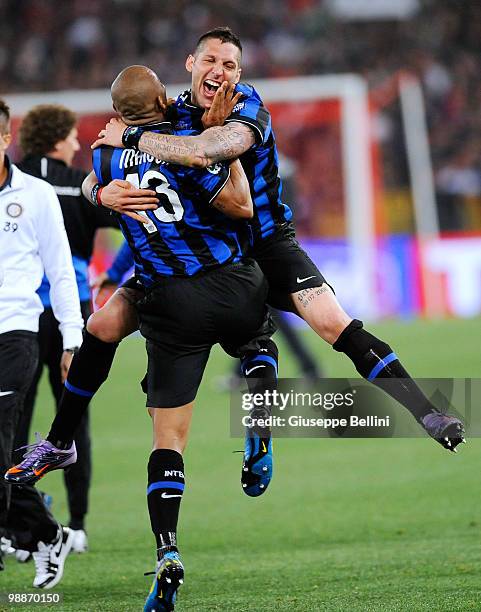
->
[0,99,83,589]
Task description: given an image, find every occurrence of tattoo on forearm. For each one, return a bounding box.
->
[139,133,202,167]
[138,123,255,167]
[296,285,329,309]
[202,124,255,163]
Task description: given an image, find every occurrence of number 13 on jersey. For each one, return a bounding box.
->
[125,170,184,233]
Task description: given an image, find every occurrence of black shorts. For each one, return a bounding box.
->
[137,259,275,407]
[250,222,331,312]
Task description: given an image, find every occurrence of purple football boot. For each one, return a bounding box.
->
[5,433,77,485]
[421,412,466,452]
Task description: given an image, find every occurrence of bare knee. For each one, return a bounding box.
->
[149,405,193,454]
[86,310,123,342]
[153,434,188,455]
[152,418,190,453]
[314,316,351,345]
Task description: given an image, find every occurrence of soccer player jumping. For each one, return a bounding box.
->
[6,29,465,509]
[88,28,465,451]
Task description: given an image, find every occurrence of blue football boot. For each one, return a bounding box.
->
[144,550,184,612]
[241,429,273,497]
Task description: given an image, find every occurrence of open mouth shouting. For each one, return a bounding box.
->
[203,79,222,99]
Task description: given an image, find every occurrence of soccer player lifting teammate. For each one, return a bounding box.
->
[91,27,465,450]
[6,29,279,507]
[7,29,464,492]
[9,65,279,611]
[6,28,465,505]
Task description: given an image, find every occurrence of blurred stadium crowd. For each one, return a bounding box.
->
[2,0,481,231]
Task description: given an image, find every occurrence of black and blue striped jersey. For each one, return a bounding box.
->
[92,122,243,287]
[170,83,293,243]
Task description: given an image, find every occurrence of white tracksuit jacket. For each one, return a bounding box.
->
[0,162,83,349]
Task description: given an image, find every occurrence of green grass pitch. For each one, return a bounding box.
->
[2,317,481,611]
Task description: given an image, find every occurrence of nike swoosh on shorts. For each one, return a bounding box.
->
[296,275,316,283]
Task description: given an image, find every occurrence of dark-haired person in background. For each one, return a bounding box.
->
[14,105,119,553]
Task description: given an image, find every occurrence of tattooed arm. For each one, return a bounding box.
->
[138,122,255,168]
[91,117,255,167]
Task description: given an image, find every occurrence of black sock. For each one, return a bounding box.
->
[147,449,184,559]
[47,331,118,447]
[240,338,278,396]
[333,320,435,422]
[69,515,85,531]
[240,339,278,439]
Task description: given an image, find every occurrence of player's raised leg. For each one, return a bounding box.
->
[144,404,191,612]
[293,284,465,451]
[239,338,278,497]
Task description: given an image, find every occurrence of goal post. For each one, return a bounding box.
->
[251,75,377,319]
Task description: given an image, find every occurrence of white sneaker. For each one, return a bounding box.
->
[0,537,15,555]
[15,548,32,562]
[0,537,32,561]
[70,529,88,553]
[33,526,74,589]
